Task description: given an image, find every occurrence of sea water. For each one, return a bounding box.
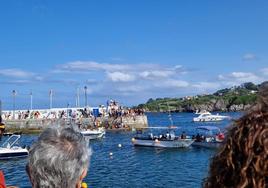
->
[0,112,242,188]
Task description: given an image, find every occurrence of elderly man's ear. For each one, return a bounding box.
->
[76,169,87,188]
[25,164,34,187]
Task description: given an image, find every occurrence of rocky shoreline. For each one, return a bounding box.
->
[171,99,252,112]
[144,100,252,113]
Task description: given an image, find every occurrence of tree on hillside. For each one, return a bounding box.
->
[242,82,258,91]
[147,98,154,103]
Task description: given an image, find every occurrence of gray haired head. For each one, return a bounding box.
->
[27,126,91,188]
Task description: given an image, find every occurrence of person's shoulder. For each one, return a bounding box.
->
[0,171,6,188]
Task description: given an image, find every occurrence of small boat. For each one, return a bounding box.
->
[80,127,105,140]
[3,131,22,137]
[0,135,29,159]
[131,127,194,148]
[192,126,225,149]
[193,110,230,122]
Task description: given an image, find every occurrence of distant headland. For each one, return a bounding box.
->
[136,82,260,112]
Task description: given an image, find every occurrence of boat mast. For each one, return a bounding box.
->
[0,100,2,124]
[167,102,174,126]
[0,100,4,140]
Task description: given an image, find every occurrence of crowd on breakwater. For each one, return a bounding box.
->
[1,100,144,121]
[1,100,147,131]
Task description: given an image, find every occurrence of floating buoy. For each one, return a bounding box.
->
[118,144,122,148]
[81,182,88,188]
[109,152,113,156]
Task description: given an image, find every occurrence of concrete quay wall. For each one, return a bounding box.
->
[4,115,148,132]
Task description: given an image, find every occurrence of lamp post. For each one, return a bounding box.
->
[66,103,70,118]
[0,100,2,123]
[76,87,80,108]
[12,90,16,119]
[84,86,87,107]
[49,89,53,109]
[30,91,33,110]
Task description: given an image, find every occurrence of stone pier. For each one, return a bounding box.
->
[3,115,148,133]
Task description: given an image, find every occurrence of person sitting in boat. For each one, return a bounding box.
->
[195,133,202,142]
[181,131,186,139]
[26,127,91,188]
[215,133,225,142]
[201,135,205,141]
[149,133,153,139]
[170,131,175,140]
[166,132,170,140]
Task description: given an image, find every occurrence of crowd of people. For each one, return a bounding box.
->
[1,109,89,120]
[1,82,267,187]
[106,100,144,118]
[1,100,145,122]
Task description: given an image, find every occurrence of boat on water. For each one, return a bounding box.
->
[193,110,230,122]
[192,126,225,149]
[131,127,194,148]
[0,135,29,159]
[80,127,105,140]
[3,131,22,137]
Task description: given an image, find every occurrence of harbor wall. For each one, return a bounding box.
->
[3,115,148,133]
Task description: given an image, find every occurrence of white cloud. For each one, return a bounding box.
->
[34,76,44,81]
[117,85,144,92]
[86,79,98,84]
[155,79,189,88]
[242,53,257,61]
[106,72,135,82]
[231,72,259,81]
[192,82,221,90]
[173,65,183,70]
[110,57,125,61]
[140,70,174,79]
[218,72,263,85]
[260,68,268,76]
[0,80,31,84]
[57,61,186,75]
[58,61,131,72]
[0,69,35,78]
[56,61,189,84]
[218,74,225,80]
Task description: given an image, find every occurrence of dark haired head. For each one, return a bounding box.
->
[204,81,268,188]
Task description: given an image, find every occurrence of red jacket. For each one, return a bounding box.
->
[0,171,6,188]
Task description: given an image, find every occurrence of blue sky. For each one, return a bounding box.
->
[0,0,268,110]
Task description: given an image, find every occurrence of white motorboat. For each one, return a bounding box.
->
[193,110,230,122]
[80,127,105,140]
[131,127,194,148]
[192,126,225,149]
[0,135,29,159]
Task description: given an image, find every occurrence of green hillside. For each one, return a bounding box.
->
[136,82,259,112]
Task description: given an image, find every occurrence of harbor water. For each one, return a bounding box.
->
[0,112,242,188]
